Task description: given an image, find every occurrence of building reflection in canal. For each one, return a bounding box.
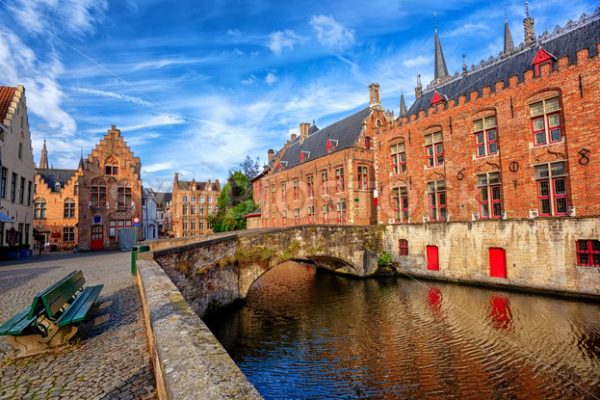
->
[205,261,600,399]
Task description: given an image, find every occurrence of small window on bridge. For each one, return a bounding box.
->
[398,239,408,256]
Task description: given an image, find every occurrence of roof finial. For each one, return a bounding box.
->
[462,54,468,74]
[415,74,423,98]
[433,25,449,82]
[523,0,536,45]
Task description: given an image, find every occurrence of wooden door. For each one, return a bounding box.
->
[426,245,439,271]
[90,225,103,250]
[489,247,507,278]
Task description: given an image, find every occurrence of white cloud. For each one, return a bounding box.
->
[310,15,355,51]
[403,55,432,68]
[117,114,186,132]
[143,161,174,174]
[0,28,76,136]
[265,72,278,85]
[268,30,300,55]
[241,75,257,85]
[75,87,153,106]
[9,0,108,35]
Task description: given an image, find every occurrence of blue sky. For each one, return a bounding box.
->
[0,0,597,191]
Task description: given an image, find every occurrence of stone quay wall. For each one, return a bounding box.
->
[384,217,600,298]
[136,255,262,400]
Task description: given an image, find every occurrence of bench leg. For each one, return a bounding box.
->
[6,325,78,358]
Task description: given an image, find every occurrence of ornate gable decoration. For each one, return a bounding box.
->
[532,47,556,75]
[430,90,447,107]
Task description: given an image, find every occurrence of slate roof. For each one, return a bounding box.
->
[408,12,600,117]
[277,107,371,171]
[0,86,16,123]
[154,192,172,207]
[37,169,77,192]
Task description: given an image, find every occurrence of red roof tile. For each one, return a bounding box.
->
[0,86,17,123]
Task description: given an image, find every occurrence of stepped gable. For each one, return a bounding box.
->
[0,86,16,123]
[37,169,78,192]
[87,125,141,175]
[277,107,371,171]
[408,12,600,118]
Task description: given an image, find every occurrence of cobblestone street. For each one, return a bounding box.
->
[0,251,157,400]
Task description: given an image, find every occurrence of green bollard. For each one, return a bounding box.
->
[131,245,150,276]
[131,246,139,276]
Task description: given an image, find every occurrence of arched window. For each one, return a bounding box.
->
[104,156,119,176]
[529,96,562,146]
[64,198,76,218]
[34,198,46,219]
[390,140,406,174]
[473,115,498,157]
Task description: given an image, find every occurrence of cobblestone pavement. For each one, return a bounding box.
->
[0,251,157,399]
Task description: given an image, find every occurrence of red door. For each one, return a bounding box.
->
[426,245,439,271]
[90,225,103,250]
[489,248,507,278]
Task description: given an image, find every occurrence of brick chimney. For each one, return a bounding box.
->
[523,0,536,46]
[290,133,297,142]
[369,83,382,110]
[299,122,310,142]
[267,149,275,163]
[415,74,423,98]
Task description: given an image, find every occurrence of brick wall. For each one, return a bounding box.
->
[374,45,600,224]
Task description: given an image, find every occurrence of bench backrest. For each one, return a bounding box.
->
[29,271,85,319]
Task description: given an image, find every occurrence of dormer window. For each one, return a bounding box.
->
[532,48,556,76]
[54,181,61,192]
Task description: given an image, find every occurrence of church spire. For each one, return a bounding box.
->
[504,14,515,53]
[434,28,449,82]
[39,139,48,169]
[78,149,85,170]
[399,91,407,118]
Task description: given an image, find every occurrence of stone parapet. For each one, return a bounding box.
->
[136,257,262,400]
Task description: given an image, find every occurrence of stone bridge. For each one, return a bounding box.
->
[146,225,385,317]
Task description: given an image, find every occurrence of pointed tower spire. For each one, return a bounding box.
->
[78,149,85,170]
[39,139,49,169]
[523,0,536,45]
[434,28,449,82]
[399,91,407,118]
[504,14,515,53]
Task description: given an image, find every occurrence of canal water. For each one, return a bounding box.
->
[205,262,600,399]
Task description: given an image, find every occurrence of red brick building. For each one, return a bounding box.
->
[251,85,387,228]
[375,10,600,226]
[34,125,142,250]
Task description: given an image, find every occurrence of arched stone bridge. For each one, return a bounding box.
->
[148,225,385,317]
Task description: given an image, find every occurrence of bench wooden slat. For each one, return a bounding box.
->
[0,307,35,336]
[42,273,86,318]
[57,285,103,327]
[28,271,80,319]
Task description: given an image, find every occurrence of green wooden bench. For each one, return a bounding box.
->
[0,270,103,357]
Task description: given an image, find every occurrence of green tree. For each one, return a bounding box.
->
[210,169,257,232]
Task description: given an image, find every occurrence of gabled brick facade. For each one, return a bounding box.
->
[171,174,220,237]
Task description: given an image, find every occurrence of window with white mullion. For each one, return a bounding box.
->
[477,172,503,219]
[534,161,569,216]
[473,116,498,157]
[530,97,562,146]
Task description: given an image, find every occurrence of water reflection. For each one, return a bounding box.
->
[205,261,600,399]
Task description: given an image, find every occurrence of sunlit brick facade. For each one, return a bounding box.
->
[171,174,220,237]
